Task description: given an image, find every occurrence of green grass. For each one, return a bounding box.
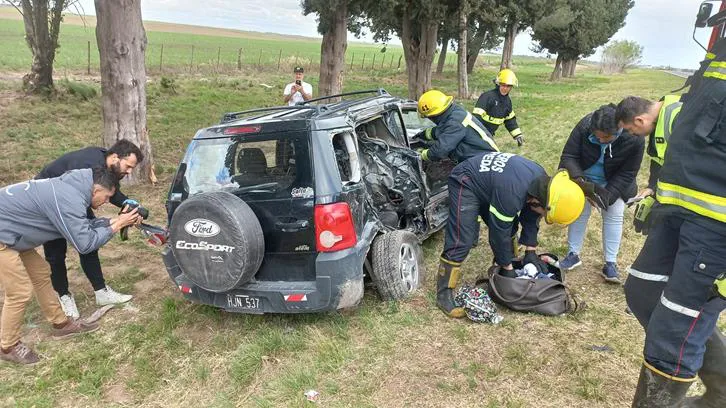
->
[0,21,724,406]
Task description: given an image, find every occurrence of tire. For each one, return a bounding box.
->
[169,191,264,293]
[370,230,425,301]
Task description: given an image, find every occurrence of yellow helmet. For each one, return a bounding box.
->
[545,170,585,225]
[418,90,454,118]
[496,69,518,87]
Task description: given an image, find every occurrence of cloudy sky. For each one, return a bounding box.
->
[74,0,710,69]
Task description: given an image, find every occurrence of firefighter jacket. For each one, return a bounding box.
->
[455,152,545,266]
[473,86,522,139]
[420,103,499,163]
[646,95,682,190]
[657,41,726,225]
[559,112,645,204]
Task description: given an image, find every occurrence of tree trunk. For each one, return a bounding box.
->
[20,0,66,92]
[500,21,518,70]
[466,25,487,74]
[561,59,571,78]
[401,6,438,100]
[550,54,563,81]
[457,0,468,99]
[95,0,155,184]
[436,36,449,74]
[318,0,348,98]
[568,57,577,77]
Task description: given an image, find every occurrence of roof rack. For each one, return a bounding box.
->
[220,105,320,124]
[300,89,390,105]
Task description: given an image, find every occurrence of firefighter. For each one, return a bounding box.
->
[623,46,726,406]
[473,69,524,146]
[436,151,585,317]
[417,89,499,163]
[615,95,682,234]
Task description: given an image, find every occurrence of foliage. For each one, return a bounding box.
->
[601,39,643,74]
[58,78,97,100]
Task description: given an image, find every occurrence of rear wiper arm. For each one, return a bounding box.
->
[228,182,279,193]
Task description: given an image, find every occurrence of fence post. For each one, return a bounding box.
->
[237,48,242,70]
[350,53,355,71]
[258,49,263,68]
[190,45,195,73]
[87,40,91,75]
[216,46,221,70]
[381,54,385,69]
[160,44,164,73]
[371,54,376,70]
[277,49,282,71]
[361,54,366,69]
[390,55,394,68]
[398,55,403,69]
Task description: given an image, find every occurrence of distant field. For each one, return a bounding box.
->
[0,5,543,76]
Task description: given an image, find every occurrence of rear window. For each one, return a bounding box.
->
[183,131,312,198]
[401,110,435,133]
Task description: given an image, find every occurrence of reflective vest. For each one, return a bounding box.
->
[656,56,726,224]
[650,95,682,166]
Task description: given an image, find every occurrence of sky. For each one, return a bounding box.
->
[72,0,712,70]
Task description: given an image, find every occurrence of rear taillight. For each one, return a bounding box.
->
[314,203,357,252]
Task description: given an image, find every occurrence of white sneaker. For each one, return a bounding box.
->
[95,286,133,306]
[58,294,80,319]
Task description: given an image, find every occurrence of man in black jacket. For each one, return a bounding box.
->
[417,89,499,163]
[557,104,645,282]
[36,140,145,318]
[474,69,524,146]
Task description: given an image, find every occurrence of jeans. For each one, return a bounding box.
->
[44,238,106,296]
[0,243,67,349]
[567,198,625,263]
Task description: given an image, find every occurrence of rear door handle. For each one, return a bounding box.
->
[275,220,310,232]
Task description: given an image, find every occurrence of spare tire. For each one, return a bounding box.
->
[169,191,264,292]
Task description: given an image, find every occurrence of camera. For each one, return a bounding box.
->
[295,80,301,86]
[123,202,149,220]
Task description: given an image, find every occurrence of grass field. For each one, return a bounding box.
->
[0,10,725,408]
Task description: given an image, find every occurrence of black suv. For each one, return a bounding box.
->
[162,89,453,314]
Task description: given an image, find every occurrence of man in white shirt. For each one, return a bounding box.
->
[283,66,313,106]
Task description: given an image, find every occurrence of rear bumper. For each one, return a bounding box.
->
[162,223,375,314]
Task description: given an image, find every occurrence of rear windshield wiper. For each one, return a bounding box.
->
[226,182,279,194]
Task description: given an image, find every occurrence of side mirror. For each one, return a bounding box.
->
[697,2,714,28]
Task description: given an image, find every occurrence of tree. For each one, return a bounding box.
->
[601,39,643,74]
[365,0,447,99]
[302,0,366,97]
[95,0,155,184]
[498,0,553,70]
[8,0,75,93]
[457,0,469,98]
[531,0,633,81]
[466,1,505,74]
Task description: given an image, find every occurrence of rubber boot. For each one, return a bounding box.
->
[685,331,726,408]
[436,259,466,318]
[632,363,693,408]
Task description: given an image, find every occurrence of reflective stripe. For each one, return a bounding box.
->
[462,112,500,152]
[472,107,485,116]
[643,361,698,382]
[420,149,429,161]
[653,96,681,162]
[660,294,700,318]
[650,156,664,165]
[440,257,462,266]
[627,268,669,282]
[424,127,435,140]
[704,60,726,80]
[505,110,516,120]
[657,181,726,223]
[510,128,522,137]
[489,205,514,222]
[473,107,506,125]
[706,52,716,60]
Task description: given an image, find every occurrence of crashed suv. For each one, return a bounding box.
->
[162,89,453,314]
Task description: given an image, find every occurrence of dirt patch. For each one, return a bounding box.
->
[103,382,133,405]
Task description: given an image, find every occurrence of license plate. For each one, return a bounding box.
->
[225,294,261,310]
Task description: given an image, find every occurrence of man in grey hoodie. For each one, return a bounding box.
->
[0,167,140,365]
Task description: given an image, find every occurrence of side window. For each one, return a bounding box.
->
[385,110,406,143]
[331,131,361,186]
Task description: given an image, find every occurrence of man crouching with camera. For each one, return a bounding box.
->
[36,140,147,318]
[0,167,141,365]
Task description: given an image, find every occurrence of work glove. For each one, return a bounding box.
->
[513,134,524,147]
[573,178,609,210]
[417,148,429,161]
[633,196,657,235]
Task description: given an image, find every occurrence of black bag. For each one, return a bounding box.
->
[485,254,585,316]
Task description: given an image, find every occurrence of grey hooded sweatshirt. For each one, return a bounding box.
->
[0,168,114,253]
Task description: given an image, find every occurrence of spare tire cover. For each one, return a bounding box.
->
[169,191,264,292]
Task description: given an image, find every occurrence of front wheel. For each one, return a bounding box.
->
[370,230,425,301]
